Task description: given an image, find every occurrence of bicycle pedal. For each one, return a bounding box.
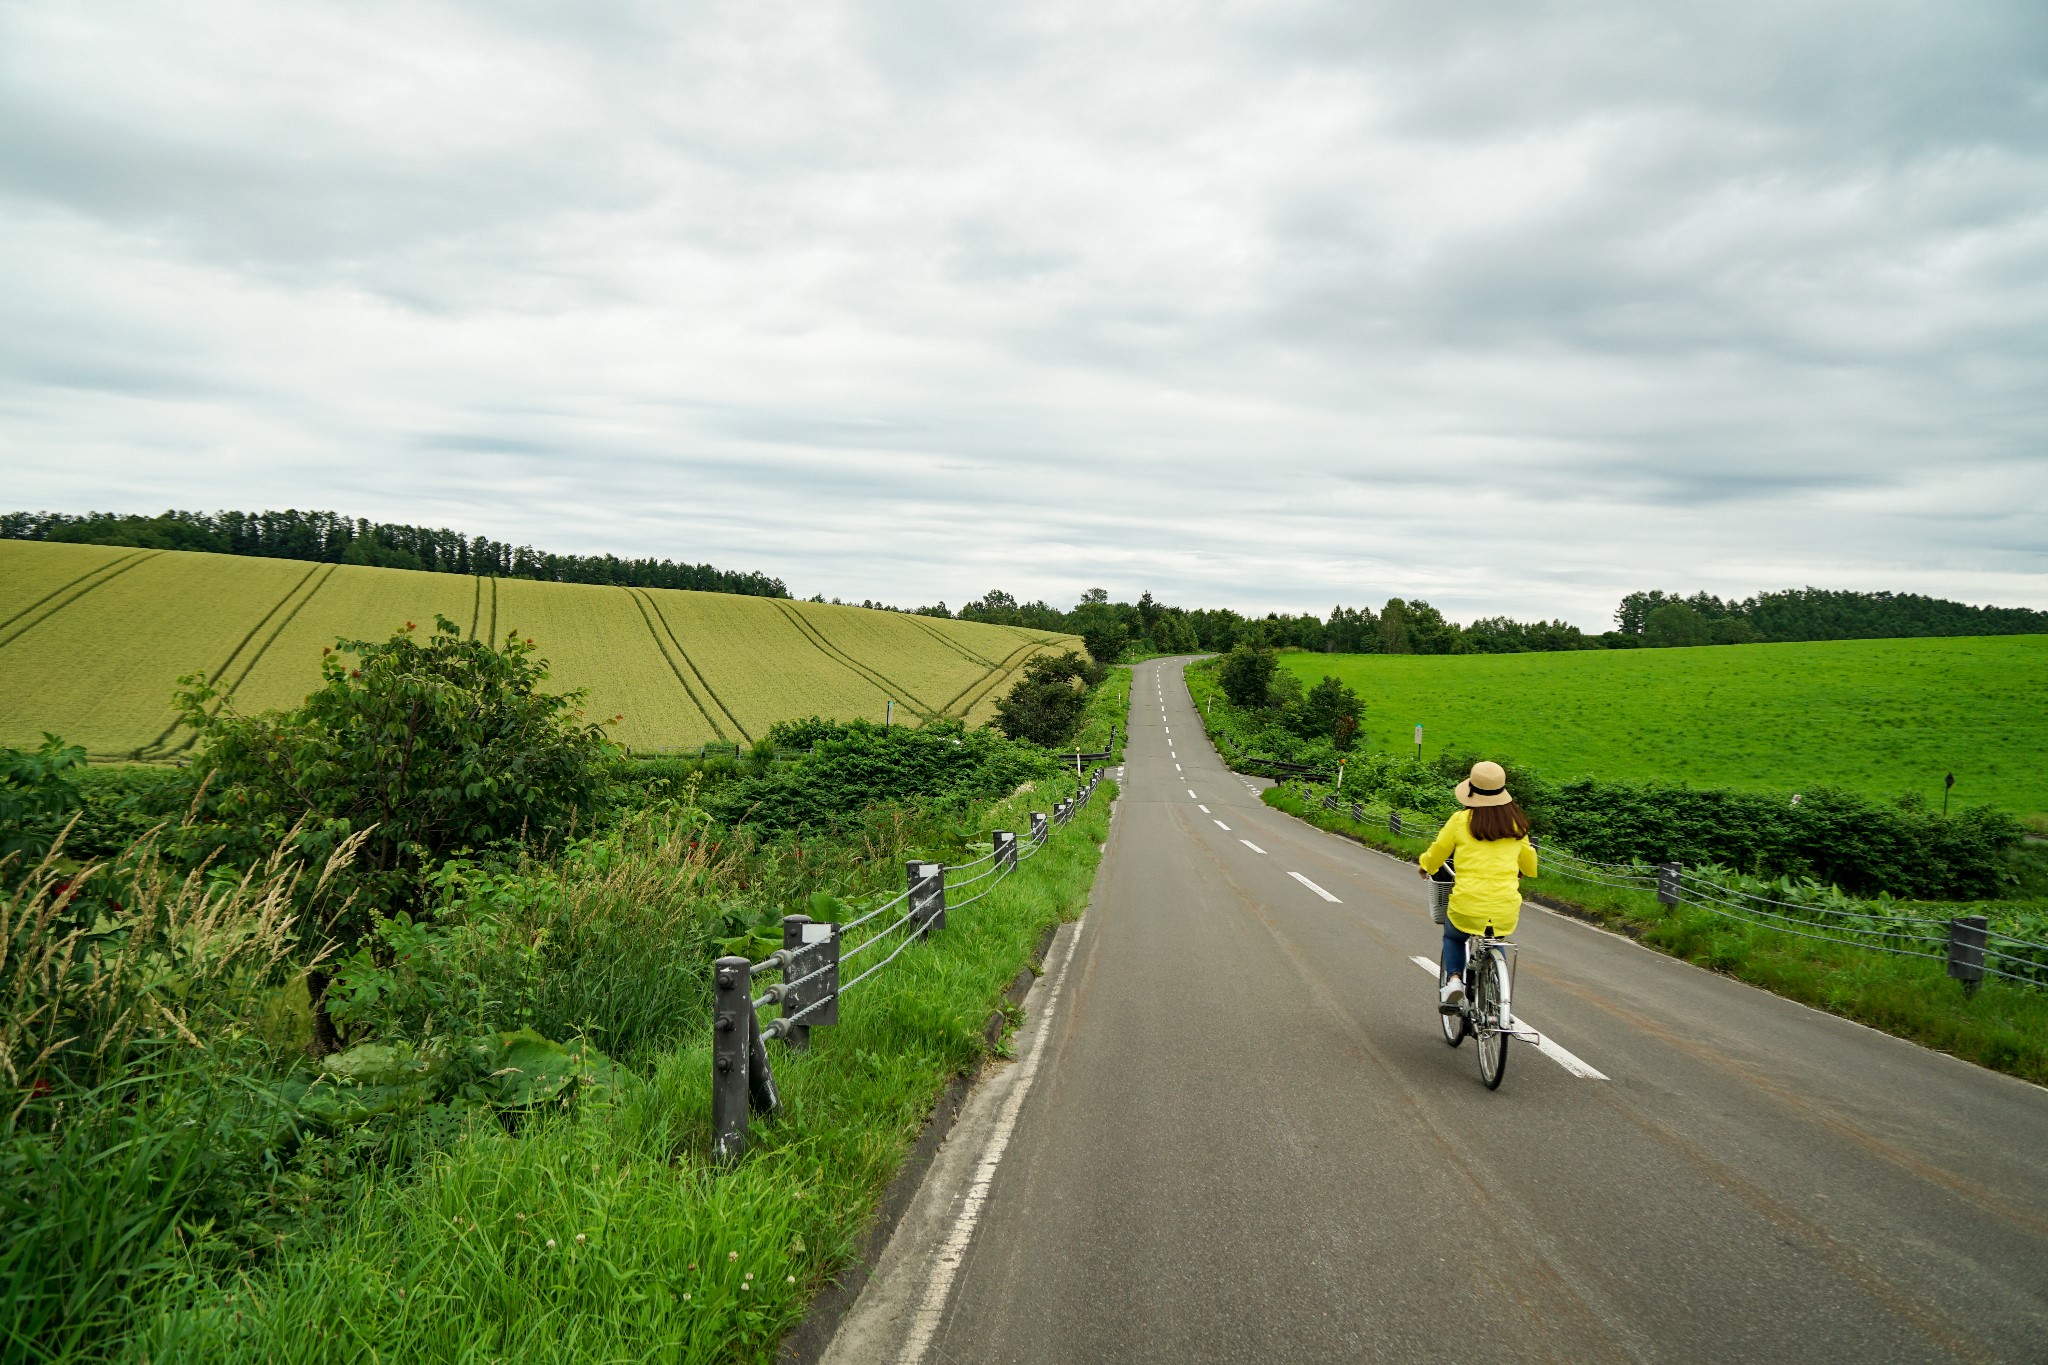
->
[1438,1004,1463,1016]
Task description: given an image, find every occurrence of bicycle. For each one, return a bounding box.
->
[1438,929,1534,1089]
[1430,867,1540,1089]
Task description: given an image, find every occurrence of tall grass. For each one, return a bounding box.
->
[135,783,1114,1363]
[1,827,361,1360]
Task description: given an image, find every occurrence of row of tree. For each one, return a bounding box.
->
[0,508,790,598]
[945,584,2048,659]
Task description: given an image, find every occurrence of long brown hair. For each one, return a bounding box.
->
[1467,801,1531,842]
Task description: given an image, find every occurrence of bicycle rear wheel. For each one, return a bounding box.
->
[1438,969,1468,1047]
[1475,951,1510,1089]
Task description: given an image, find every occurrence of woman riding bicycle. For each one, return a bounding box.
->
[1416,760,1537,1008]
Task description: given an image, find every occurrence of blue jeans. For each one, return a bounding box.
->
[1441,923,1472,979]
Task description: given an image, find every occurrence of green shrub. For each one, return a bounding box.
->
[0,735,85,866]
[707,719,1059,835]
[175,615,616,1052]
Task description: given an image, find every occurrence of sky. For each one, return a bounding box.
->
[3,0,2045,630]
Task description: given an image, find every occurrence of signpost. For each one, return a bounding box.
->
[1944,772,1955,817]
[885,699,894,729]
[1414,724,1423,763]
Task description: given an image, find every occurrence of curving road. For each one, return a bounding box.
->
[825,657,2048,1364]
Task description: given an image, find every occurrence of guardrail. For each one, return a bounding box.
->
[1281,781,2048,994]
[709,766,1109,1162]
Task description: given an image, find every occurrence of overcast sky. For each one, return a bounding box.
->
[4,1,2045,628]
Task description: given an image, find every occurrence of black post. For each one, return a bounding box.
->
[1389,810,1402,836]
[908,860,945,931]
[1944,772,1955,817]
[780,915,813,1053]
[995,830,1017,871]
[1350,800,1363,822]
[1947,915,1987,996]
[1031,811,1048,846]
[711,955,751,1163]
[1657,862,1682,907]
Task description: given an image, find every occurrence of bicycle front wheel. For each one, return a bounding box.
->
[1475,951,1510,1090]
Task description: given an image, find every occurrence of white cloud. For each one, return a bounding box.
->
[3,0,2045,628]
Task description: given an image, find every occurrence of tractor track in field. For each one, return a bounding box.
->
[941,637,1051,719]
[135,563,338,760]
[0,549,161,651]
[903,612,1003,670]
[773,601,938,720]
[628,587,750,743]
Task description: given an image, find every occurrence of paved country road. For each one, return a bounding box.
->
[823,658,2048,1364]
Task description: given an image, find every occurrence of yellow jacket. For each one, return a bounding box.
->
[1419,810,1537,936]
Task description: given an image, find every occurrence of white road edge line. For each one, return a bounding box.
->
[900,916,1089,1363]
[1214,819,1231,830]
[1404,956,1608,1080]
[1288,871,1341,902]
[1241,840,1265,854]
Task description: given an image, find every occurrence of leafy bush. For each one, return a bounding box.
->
[0,735,85,866]
[708,719,1060,835]
[1218,642,1277,707]
[991,651,1103,748]
[176,616,616,1051]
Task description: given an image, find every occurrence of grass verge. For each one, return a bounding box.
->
[1262,785,2048,1087]
[134,781,1115,1363]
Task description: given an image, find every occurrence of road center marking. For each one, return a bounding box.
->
[1187,789,1198,799]
[1198,804,1210,812]
[1215,819,1232,830]
[1288,872,1341,902]
[1405,957,1607,1079]
[1241,839,1265,854]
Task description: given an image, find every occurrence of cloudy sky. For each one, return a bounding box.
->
[4,0,2045,628]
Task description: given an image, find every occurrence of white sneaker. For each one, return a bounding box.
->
[1439,977,1465,1007]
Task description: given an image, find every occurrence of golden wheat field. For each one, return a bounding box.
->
[0,541,1078,758]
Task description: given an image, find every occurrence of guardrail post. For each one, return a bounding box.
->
[908,860,945,931]
[994,830,1017,870]
[1947,915,1988,996]
[1657,862,1683,906]
[1389,810,1402,836]
[1031,811,1048,845]
[779,914,839,1050]
[1349,800,1363,822]
[712,955,751,1163]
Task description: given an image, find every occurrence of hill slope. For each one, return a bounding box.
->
[1275,637,2048,817]
[0,541,1076,758]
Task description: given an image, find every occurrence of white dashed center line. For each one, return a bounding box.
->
[1198,804,1210,813]
[1288,872,1341,903]
[1214,819,1232,831]
[1187,789,1197,799]
[1241,840,1265,854]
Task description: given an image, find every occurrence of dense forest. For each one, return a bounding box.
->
[0,508,789,597]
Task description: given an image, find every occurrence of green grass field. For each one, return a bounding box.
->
[0,541,1078,759]
[1276,637,2048,817]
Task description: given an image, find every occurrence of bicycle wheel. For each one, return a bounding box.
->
[1438,969,1468,1047]
[1475,951,1510,1089]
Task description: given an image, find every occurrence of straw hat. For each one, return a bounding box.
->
[1455,760,1513,808]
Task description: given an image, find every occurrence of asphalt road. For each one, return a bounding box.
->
[831,658,2048,1364]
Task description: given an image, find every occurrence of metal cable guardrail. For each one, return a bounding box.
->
[709,766,1110,1162]
[1262,772,2048,997]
